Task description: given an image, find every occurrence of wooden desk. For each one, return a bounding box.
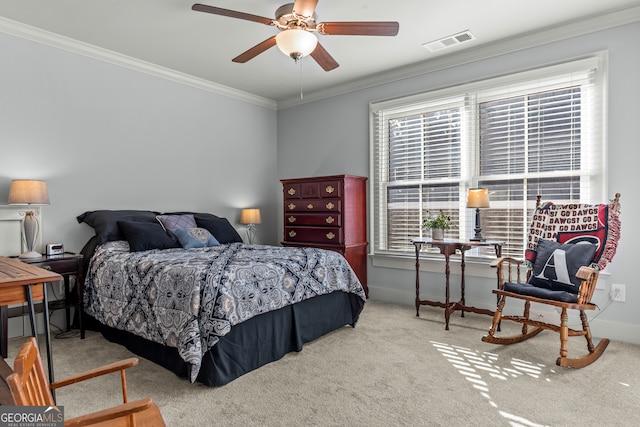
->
[0,256,61,389]
[412,238,503,330]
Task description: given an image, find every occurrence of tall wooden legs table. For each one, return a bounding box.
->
[412,238,503,330]
[0,256,62,394]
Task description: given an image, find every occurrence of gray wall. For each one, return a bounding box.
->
[277,22,640,343]
[1,19,637,345]
[0,31,279,252]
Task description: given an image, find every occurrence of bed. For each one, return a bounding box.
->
[77,210,366,386]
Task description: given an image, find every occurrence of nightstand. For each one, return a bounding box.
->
[0,253,85,352]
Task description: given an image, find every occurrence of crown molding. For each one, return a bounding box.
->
[2,5,638,112]
[277,5,640,110]
[0,16,278,110]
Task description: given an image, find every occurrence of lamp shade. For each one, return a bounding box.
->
[467,188,490,208]
[240,208,261,225]
[8,180,50,205]
[276,29,318,59]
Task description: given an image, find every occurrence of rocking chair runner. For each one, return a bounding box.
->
[7,337,165,426]
[482,193,621,368]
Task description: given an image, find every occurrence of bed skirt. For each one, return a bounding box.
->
[90,291,365,386]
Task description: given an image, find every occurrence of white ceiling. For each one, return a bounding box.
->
[1,0,639,107]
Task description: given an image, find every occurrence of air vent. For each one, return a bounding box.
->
[422,30,475,53]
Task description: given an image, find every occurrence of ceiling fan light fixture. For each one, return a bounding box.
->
[276,29,318,61]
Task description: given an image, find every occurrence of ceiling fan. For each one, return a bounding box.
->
[192,1,399,71]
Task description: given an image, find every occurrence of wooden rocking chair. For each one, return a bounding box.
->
[482,194,621,368]
[7,337,165,426]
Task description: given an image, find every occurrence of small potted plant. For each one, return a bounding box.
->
[423,210,451,240]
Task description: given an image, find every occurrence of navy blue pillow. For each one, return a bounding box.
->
[528,239,597,293]
[195,217,243,244]
[117,221,179,252]
[503,282,578,303]
[78,210,160,244]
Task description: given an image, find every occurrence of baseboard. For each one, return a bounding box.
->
[367,285,416,307]
[590,318,640,345]
[367,285,640,345]
[7,309,68,340]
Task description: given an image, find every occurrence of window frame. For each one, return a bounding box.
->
[369,54,607,263]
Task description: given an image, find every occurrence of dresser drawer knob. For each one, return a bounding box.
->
[326,202,335,210]
[325,185,335,194]
[289,231,297,238]
[307,203,314,209]
[326,232,335,240]
[288,203,296,210]
[288,188,296,196]
[288,216,296,223]
[326,216,334,224]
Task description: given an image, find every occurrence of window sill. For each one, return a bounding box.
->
[369,252,499,279]
[369,252,612,288]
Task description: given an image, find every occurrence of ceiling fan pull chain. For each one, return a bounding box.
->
[299,59,304,100]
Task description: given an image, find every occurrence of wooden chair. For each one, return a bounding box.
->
[482,194,621,368]
[7,337,165,427]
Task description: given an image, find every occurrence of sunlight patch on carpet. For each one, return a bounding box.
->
[431,340,551,427]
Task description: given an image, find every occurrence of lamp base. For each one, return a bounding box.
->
[470,208,485,241]
[19,251,43,259]
[245,224,257,245]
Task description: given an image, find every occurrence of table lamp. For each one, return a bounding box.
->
[8,179,50,258]
[467,188,490,241]
[240,208,261,244]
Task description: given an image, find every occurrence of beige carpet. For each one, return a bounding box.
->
[7,300,640,426]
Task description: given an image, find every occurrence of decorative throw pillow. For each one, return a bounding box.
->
[156,214,197,232]
[117,221,179,252]
[528,239,597,293]
[195,217,243,244]
[172,227,220,249]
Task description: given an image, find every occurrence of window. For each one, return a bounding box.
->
[370,55,605,259]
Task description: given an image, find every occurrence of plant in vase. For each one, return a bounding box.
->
[423,210,451,240]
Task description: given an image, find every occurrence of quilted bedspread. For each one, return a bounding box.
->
[84,241,366,382]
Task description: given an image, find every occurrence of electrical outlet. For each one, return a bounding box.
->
[611,284,626,302]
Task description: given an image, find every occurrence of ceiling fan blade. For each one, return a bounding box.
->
[232,36,278,63]
[318,21,399,36]
[292,0,319,18]
[310,43,339,72]
[192,3,274,26]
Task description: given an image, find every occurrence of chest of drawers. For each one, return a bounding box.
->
[281,175,368,295]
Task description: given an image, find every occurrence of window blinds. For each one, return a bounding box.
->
[370,55,604,258]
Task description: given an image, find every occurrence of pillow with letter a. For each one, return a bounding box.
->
[528,239,597,293]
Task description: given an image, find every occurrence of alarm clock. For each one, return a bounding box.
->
[46,243,64,256]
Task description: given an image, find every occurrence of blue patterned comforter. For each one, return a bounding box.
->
[84,241,366,382]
